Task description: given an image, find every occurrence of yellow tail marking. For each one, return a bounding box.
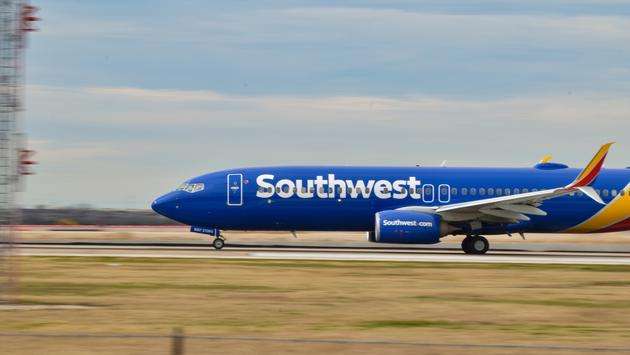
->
[566,183,630,233]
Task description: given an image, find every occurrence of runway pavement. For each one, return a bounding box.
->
[9,243,630,265]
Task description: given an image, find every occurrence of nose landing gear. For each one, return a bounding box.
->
[462,235,489,254]
[212,237,225,250]
[190,226,225,250]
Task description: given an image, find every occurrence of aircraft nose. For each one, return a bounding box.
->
[151,192,180,218]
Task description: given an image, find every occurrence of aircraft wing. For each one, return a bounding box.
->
[398,142,613,223]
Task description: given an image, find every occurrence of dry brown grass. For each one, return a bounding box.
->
[2,256,630,353]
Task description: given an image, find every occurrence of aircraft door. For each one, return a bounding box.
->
[227,173,243,206]
[438,184,451,203]
[422,184,434,203]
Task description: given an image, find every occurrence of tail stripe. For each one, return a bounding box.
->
[564,183,630,233]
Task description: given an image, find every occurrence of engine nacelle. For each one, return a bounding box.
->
[370,210,448,244]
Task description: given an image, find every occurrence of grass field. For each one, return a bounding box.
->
[2,256,630,354]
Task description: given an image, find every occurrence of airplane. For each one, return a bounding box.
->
[152,143,630,254]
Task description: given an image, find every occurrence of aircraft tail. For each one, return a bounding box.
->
[566,142,614,189]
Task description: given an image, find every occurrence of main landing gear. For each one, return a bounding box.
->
[462,235,489,254]
[212,236,225,250]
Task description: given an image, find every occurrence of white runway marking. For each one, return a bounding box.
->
[249,252,630,265]
[12,246,630,265]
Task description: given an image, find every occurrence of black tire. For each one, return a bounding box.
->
[462,235,489,254]
[212,238,225,250]
[469,235,489,254]
[461,237,473,253]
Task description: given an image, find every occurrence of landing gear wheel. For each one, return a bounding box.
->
[462,235,489,255]
[212,238,225,250]
[461,237,472,253]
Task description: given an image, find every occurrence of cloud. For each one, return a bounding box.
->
[29,140,126,163]
[37,5,630,47]
[27,84,630,125]
[21,1,630,208]
[28,2,630,100]
[197,7,630,46]
[86,87,227,102]
[23,83,630,208]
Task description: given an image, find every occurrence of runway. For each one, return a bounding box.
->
[9,242,630,265]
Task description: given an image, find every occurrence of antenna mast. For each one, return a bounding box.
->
[0,0,38,304]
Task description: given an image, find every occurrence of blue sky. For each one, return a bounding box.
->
[23,0,630,208]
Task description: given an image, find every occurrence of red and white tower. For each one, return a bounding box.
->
[0,0,38,303]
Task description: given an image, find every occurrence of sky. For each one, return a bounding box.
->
[21,0,630,208]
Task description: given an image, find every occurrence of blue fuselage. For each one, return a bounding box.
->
[152,166,630,235]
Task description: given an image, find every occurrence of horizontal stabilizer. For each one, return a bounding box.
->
[577,186,605,205]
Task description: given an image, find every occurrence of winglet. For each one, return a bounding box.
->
[539,155,553,164]
[566,142,614,188]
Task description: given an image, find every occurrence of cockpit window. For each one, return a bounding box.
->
[177,182,205,193]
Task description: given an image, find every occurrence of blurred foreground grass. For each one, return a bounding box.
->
[2,256,630,354]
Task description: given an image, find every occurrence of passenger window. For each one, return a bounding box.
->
[451,187,458,196]
[496,188,502,196]
[522,188,528,193]
[366,188,371,194]
[309,187,315,193]
[319,187,325,194]
[461,188,468,196]
[487,188,494,196]
[356,187,362,194]
[532,188,538,192]
[328,187,333,194]
[302,187,308,193]
[479,188,486,196]
[276,187,281,193]
[612,189,618,197]
[513,188,520,194]
[504,188,511,195]
[602,189,610,197]
[470,188,477,196]
[348,187,353,193]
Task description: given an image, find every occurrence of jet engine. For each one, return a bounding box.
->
[368,210,454,244]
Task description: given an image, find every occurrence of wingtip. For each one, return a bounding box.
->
[566,142,615,188]
[538,155,553,164]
